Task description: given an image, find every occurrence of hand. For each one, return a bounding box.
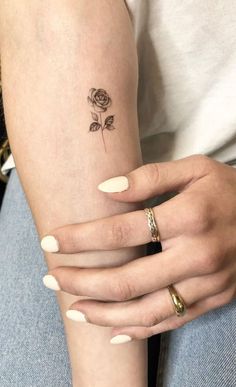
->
[41,155,236,343]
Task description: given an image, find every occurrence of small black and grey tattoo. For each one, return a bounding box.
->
[87,88,115,152]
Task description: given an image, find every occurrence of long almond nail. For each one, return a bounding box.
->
[66,310,87,322]
[110,334,132,344]
[43,274,60,291]
[41,235,59,253]
[98,176,129,193]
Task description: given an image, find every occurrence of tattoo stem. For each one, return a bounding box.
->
[99,112,107,152]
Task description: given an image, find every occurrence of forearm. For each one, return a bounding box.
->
[0,1,147,386]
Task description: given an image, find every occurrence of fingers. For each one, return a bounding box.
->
[110,286,235,341]
[43,245,202,301]
[42,210,152,254]
[43,232,232,300]
[98,155,212,202]
[40,156,215,255]
[41,195,188,254]
[65,272,229,328]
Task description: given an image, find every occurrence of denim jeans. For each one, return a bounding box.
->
[0,169,235,386]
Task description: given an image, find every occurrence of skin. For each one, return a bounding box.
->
[43,155,236,341]
[0,1,147,386]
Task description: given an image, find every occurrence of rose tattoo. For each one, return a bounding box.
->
[87,88,115,152]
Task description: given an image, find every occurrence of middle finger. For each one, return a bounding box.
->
[45,242,201,301]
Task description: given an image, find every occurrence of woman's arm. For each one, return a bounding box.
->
[0,1,147,386]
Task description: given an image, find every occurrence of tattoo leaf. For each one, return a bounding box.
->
[91,112,98,121]
[89,122,101,132]
[105,124,115,130]
[104,115,114,126]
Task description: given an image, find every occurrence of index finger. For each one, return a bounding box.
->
[40,195,187,254]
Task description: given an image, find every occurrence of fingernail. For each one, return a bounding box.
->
[43,274,61,291]
[110,334,132,344]
[41,235,59,253]
[98,176,129,193]
[66,309,87,322]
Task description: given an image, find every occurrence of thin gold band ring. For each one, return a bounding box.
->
[144,207,160,243]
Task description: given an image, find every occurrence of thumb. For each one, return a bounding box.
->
[97,154,211,202]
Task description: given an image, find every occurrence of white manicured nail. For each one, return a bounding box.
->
[43,274,61,291]
[66,309,87,322]
[41,235,59,253]
[98,176,129,193]
[110,334,132,344]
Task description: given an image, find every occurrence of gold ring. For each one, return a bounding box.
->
[168,284,187,317]
[144,207,160,243]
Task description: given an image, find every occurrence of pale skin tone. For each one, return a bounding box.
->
[0,1,147,386]
[42,155,236,339]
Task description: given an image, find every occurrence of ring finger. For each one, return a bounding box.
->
[110,286,235,341]
[66,270,231,328]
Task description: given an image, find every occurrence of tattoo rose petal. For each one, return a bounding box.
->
[88,88,116,152]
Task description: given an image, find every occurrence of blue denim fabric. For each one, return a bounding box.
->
[0,169,72,386]
[0,169,235,386]
[156,298,236,387]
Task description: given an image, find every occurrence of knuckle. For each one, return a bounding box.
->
[190,154,214,172]
[111,274,136,301]
[185,198,211,234]
[189,154,209,164]
[142,311,163,328]
[198,244,222,274]
[141,163,160,187]
[108,219,130,247]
